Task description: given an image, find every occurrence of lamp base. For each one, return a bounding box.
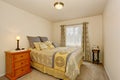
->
[15,48,20,50]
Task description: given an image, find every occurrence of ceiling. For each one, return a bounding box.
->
[2,0,107,22]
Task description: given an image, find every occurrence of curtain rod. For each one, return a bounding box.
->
[61,22,89,26]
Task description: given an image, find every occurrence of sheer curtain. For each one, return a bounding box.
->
[65,24,83,47]
[61,23,91,61]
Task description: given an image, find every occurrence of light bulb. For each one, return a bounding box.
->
[54,2,64,10]
[16,36,20,40]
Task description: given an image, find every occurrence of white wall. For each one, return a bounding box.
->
[52,15,103,62]
[0,1,52,76]
[103,0,120,80]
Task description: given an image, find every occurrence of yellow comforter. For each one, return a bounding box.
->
[30,47,83,80]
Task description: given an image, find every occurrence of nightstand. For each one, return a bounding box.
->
[92,49,100,64]
[5,50,31,80]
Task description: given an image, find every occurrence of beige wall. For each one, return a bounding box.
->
[0,1,52,76]
[103,0,120,80]
[52,15,103,63]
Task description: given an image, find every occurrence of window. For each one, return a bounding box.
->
[65,24,83,47]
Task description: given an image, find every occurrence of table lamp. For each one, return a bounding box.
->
[16,36,20,50]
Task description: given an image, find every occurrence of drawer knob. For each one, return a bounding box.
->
[21,63,23,64]
[21,56,23,57]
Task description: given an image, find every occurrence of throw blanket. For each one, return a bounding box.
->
[53,48,78,72]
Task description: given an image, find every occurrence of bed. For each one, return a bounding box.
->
[27,36,83,80]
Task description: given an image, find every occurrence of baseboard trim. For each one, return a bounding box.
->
[104,65,111,80]
[0,73,5,77]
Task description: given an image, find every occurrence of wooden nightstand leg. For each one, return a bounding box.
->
[97,53,99,64]
[92,52,94,63]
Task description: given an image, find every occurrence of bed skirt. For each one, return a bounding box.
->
[31,59,83,80]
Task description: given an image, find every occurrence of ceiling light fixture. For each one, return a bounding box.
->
[54,2,64,10]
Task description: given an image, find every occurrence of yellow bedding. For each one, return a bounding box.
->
[30,47,83,80]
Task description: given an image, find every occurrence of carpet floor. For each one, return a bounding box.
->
[0,62,109,80]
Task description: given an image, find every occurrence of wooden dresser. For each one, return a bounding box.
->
[5,50,31,80]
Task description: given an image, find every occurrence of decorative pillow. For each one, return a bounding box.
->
[27,36,41,48]
[40,37,48,42]
[39,42,48,50]
[34,42,41,50]
[45,41,55,49]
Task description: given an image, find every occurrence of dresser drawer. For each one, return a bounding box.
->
[15,66,30,77]
[14,53,29,62]
[15,60,29,69]
[22,66,30,73]
[15,68,23,77]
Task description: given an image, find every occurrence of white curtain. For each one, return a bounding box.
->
[65,24,83,47]
[62,23,91,61]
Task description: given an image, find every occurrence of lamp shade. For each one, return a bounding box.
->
[54,2,64,10]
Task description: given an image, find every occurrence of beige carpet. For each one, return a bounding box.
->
[0,62,109,80]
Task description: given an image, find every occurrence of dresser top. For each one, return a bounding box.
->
[5,49,31,53]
